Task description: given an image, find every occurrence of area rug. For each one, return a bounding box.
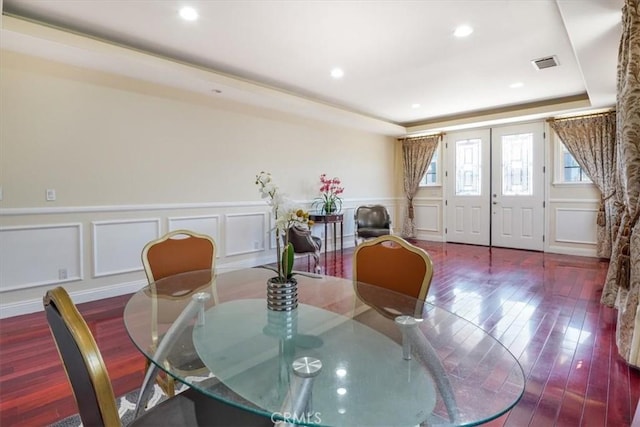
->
[49,383,180,427]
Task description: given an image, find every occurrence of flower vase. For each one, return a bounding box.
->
[323,201,337,215]
[266,277,298,311]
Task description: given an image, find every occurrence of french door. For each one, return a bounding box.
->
[445,122,545,250]
[445,129,491,246]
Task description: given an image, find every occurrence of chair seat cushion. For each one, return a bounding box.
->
[358,228,390,238]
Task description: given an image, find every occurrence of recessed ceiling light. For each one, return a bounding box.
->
[330,68,344,79]
[454,25,473,38]
[509,82,524,88]
[411,103,421,109]
[179,7,198,21]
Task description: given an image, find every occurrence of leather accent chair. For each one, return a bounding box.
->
[354,205,392,246]
[43,287,273,426]
[286,225,322,273]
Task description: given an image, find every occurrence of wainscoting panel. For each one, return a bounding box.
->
[471,206,482,234]
[168,215,220,243]
[92,219,160,277]
[225,213,266,256]
[522,208,533,237]
[0,223,83,292]
[415,203,439,232]
[555,208,598,244]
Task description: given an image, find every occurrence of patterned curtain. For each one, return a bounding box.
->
[602,0,640,368]
[400,134,442,238]
[549,112,617,258]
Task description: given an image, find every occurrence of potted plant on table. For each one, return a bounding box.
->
[311,173,344,215]
[255,172,313,311]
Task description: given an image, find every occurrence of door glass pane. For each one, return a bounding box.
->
[455,138,482,196]
[502,133,533,196]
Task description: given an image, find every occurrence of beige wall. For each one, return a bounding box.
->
[0,51,396,207]
[0,50,399,315]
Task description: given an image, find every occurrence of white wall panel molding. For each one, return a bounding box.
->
[412,196,444,202]
[554,208,598,245]
[168,215,221,254]
[92,218,160,277]
[548,198,599,204]
[0,223,83,292]
[414,203,440,233]
[225,212,266,257]
[0,253,275,318]
[0,201,269,216]
[0,198,397,217]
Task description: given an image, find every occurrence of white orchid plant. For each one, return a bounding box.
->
[255,172,313,282]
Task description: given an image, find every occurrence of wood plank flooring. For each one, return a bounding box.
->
[0,241,638,426]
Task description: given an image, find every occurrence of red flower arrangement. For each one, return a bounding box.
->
[312,173,344,214]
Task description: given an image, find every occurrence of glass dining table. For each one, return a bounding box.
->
[123,267,525,426]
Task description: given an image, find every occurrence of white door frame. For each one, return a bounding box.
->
[444,122,545,250]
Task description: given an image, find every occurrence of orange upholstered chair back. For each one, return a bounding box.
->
[353,235,433,302]
[142,230,215,284]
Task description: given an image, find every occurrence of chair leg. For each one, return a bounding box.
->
[144,357,175,397]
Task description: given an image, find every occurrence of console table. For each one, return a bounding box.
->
[309,213,343,264]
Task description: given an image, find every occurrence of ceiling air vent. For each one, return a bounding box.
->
[532,55,559,70]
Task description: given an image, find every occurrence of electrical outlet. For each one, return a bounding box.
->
[58,268,68,280]
[254,241,259,249]
[46,189,56,201]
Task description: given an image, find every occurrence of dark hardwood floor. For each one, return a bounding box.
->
[0,241,638,426]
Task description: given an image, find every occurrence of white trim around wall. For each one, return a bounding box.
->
[0,198,400,217]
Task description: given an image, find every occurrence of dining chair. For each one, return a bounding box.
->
[352,234,433,318]
[43,286,273,427]
[352,236,459,423]
[142,229,215,284]
[141,229,216,396]
[286,225,322,273]
[354,204,392,246]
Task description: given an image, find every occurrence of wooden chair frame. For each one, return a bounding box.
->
[44,287,122,427]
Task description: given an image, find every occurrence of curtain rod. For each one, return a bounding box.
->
[399,132,445,141]
[547,110,616,123]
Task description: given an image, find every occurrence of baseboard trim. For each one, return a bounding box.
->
[546,245,598,258]
[0,258,273,319]
[0,279,147,319]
